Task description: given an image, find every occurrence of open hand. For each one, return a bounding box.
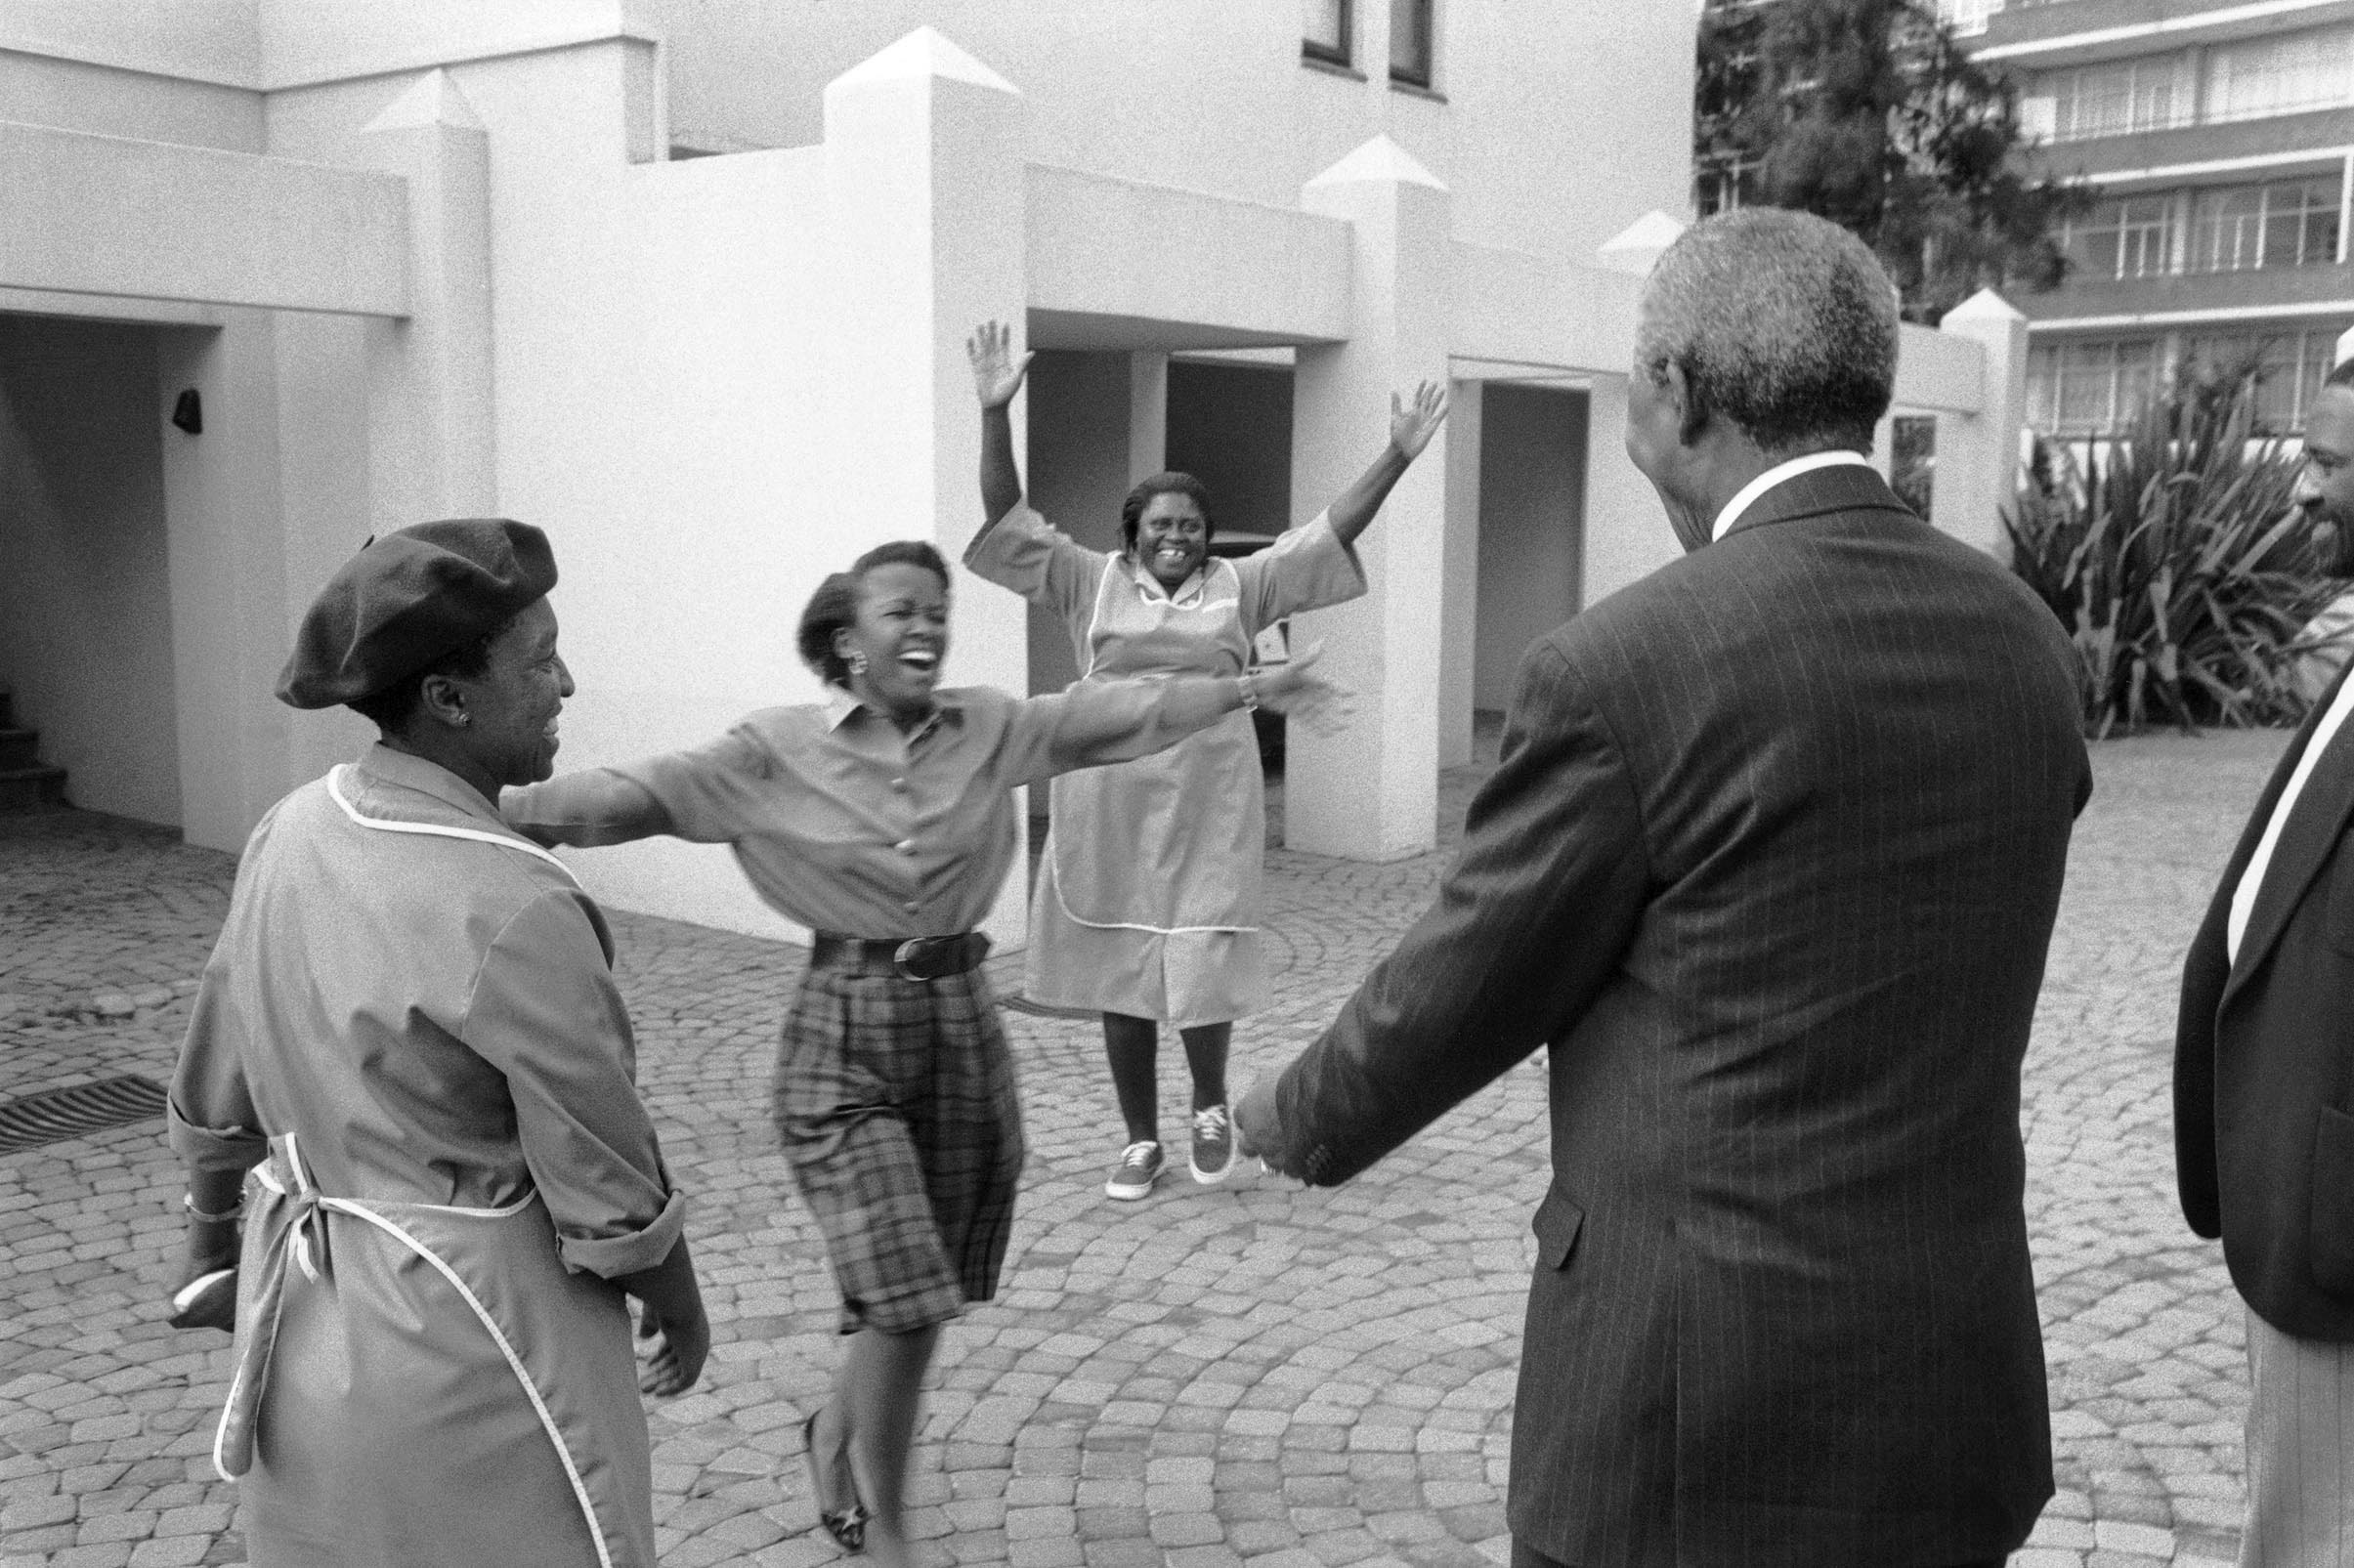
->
[637,1299,710,1397]
[1251,645,1357,739]
[1390,380,1449,462]
[967,319,1033,409]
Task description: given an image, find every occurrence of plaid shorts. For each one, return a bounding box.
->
[773,965,1026,1335]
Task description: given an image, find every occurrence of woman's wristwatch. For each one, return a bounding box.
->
[1237,672,1262,713]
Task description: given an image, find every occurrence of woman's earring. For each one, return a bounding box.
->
[848,650,869,677]
[454,711,471,727]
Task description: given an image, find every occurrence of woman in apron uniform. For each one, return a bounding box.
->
[960,320,1448,1201]
[166,521,706,1568]
[501,538,1348,1568]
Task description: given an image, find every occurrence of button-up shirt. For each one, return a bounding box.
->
[505,681,1227,939]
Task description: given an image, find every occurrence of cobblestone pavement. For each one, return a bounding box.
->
[0,729,2294,1568]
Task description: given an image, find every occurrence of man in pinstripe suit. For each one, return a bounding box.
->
[1235,208,2090,1566]
[2175,360,2354,1568]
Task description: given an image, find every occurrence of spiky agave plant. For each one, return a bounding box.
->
[2007,373,2346,737]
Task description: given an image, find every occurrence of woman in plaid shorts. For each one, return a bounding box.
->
[505,539,1345,1568]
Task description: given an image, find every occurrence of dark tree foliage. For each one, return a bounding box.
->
[1695,0,2092,324]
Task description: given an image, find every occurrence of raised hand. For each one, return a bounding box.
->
[967,319,1033,410]
[1250,645,1357,739]
[1390,380,1449,462]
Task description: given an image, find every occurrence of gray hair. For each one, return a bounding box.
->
[1636,209,1898,454]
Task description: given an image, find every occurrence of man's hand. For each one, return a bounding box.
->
[967,319,1033,410]
[1232,1077,1298,1179]
[637,1299,709,1397]
[1389,380,1449,463]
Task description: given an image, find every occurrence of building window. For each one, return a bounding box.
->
[1391,0,1434,88]
[2205,26,2354,125]
[2189,178,2341,274]
[1935,0,2000,37]
[1304,0,1351,67]
[2183,327,2347,433]
[2027,338,2160,434]
[1694,152,1758,217]
[2060,195,2177,282]
[2039,53,2194,141]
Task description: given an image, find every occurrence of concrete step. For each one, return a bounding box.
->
[0,729,39,772]
[0,765,69,813]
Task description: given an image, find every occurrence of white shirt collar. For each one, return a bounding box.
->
[1709,450,1877,543]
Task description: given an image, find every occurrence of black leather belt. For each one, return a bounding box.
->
[809,931,991,982]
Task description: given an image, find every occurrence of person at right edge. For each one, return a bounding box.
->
[2175,356,2354,1568]
[1234,207,2091,1567]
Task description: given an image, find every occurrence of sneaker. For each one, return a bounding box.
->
[1105,1140,1165,1201]
[1189,1105,1236,1185]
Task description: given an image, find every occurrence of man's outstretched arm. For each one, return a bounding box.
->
[1238,641,1648,1184]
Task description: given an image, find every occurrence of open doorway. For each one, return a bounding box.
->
[0,314,180,826]
[1473,383,1588,736]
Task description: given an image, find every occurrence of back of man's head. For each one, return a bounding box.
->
[1638,209,1899,456]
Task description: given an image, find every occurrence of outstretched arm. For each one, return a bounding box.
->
[1010,647,1354,784]
[502,770,672,848]
[1235,640,1644,1184]
[969,319,1034,530]
[1325,380,1449,547]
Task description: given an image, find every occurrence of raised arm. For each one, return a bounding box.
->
[1325,380,1449,547]
[969,319,1034,530]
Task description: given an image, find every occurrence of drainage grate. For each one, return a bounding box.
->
[0,1074,170,1155]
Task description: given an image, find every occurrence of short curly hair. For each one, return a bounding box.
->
[1119,472,1216,556]
[796,540,951,687]
[1636,208,1898,454]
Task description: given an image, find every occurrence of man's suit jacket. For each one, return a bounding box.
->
[2176,657,2354,1340]
[1261,465,2090,1567]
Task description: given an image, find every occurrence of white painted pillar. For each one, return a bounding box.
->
[1437,377,1481,767]
[1285,136,1452,862]
[355,70,495,536]
[155,313,294,852]
[822,27,1031,944]
[1578,375,1680,610]
[1936,288,2030,559]
[1129,351,1168,481]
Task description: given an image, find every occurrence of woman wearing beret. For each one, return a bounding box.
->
[503,537,1343,1568]
[166,520,706,1568]
[961,320,1446,1201]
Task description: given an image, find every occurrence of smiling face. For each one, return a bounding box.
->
[1134,491,1210,589]
[836,561,950,721]
[2299,384,2354,575]
[451,598,573,788]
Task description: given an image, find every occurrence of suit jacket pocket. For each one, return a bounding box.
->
[2311,1106,2354,1296]
[1533,1186,1585,1271]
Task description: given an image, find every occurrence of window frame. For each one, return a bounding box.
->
[1389,0,1435,91]
[1303,0,1353,69]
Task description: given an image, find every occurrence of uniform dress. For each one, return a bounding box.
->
[170,743,689,1568]
[504,680,1230,1335]
[963,505,1365,1025]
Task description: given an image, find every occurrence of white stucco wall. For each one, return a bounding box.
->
[654,0,1693,272]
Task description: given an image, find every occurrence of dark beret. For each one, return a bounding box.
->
[276,519,557,709]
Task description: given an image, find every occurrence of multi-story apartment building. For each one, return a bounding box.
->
[1949,0,2354,437]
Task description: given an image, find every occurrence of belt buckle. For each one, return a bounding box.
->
[892,938,934,982]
